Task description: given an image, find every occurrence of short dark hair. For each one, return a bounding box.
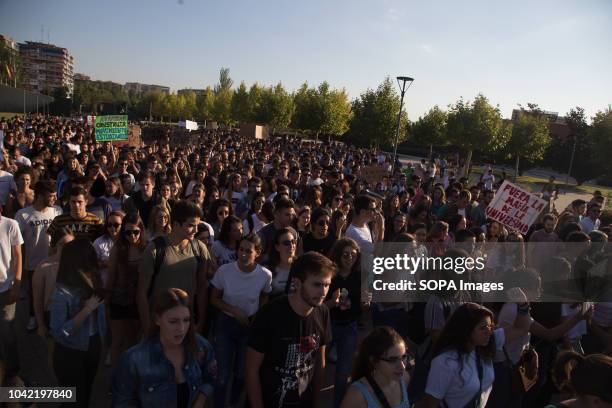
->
[571,199,586,209]
[239,233,263,253]
[274,197,295,213]
[290,251,337,283]
[454,229,475,242]
[542,213,557,223]
[69,186,88,199]
[354,194,375,214]
[172,200,203,225]
[34,180,56,197]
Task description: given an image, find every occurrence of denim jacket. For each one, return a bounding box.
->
[50,283,107,351]
[112,334,217,407]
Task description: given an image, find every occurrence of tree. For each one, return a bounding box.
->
[563,107,601,185]
[196,87,215,121]
[214,67,233,95]
[347,77,408,148]
[291,82,352,138]
[247,83,264,123]
[211,88,233,125]
[506,105,550,179]
[446,94,510,175]
[231,82,251,124]
[411,105,448,159]
[255,83,294,131]
[590,108,612,184]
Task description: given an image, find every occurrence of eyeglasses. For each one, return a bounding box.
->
[280,239,297,247]
[317,220,329,227]
[125,230,141,236]
[108,222,122,229]
[379,354,409,365]
[342,251,357,258]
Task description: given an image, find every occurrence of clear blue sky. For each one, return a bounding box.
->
[1,0,610,121]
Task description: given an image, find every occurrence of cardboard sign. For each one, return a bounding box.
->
[361,165,389,186]
[95,115,128,142]
[87,115,96,126]
[178,120,198,131]
[485,180,546,234]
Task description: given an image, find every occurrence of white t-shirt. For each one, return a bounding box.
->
[210,262,272,317]
[93,235,114,286]
[211,240,237,267]
[0,216,25,292]
[0,170,16,206]
[345,223,374,257]
[494,303,530,364]
[426,328,505,408]
[561,303,587,341]
[243,213,268,235]
[482,174,495,191]
[14,205,63,271]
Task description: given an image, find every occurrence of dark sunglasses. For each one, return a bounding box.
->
[108,222,122,228]
[317,220,329,227]
[125,230,140,236]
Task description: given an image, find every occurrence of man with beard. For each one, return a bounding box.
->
[528,213,561,273]
[246,252,335,408]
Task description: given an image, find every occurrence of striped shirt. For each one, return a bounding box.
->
[47,212,104,242]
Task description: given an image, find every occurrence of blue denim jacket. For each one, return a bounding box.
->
[50,283,107,351]
[112,334,217,407]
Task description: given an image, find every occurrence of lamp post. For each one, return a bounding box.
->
[391,76,414,175]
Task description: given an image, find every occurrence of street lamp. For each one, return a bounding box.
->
[391,76,414,175]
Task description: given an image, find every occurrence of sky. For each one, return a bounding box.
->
[1,0,611,121]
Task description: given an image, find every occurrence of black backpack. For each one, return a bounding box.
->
[147,236,205,298]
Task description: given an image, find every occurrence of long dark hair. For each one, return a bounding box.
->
[351,326,405,381]
[218,215,242,248]
[328,237,361,275]
[115,212,148,266]
[551,351,612,401]
[149,288,198,356]
[266,227,296,276]
[56,238,102,298]
[432,303,497,371]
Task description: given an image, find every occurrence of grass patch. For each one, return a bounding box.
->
[0,112,25,120]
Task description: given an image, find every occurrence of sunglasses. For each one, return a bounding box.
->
[108,222,122,228]
[280,239,297,247]
[317,220,329,227]
[125,230,141,236]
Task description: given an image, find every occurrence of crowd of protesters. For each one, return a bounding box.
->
[0,113,611,408]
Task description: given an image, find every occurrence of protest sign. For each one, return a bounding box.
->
[87,115,96,126]
[178,120,198,131]
[485,180,546,234]
[361,165,389,186]
[95,115,128,142]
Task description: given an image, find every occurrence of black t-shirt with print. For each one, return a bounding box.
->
[248,296,331,408]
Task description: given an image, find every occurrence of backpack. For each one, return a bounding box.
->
[147,236,205,298]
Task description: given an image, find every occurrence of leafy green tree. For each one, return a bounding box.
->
[506,105,550,179]
[231,82,251,124]
[196,87,215,121]
[255,83,294,131]
[447,94,510,175]
[212,88,233,125]
[347,77,408,148]
[411,105,448,159]
[590,108,612,184]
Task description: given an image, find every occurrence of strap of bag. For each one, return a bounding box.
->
[463,354,484,408]
[365,374,392,408]
[148,236,167,298]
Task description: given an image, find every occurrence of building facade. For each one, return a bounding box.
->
[124,82,170,95]
[177,88,205,96]
[18,41,74,97]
